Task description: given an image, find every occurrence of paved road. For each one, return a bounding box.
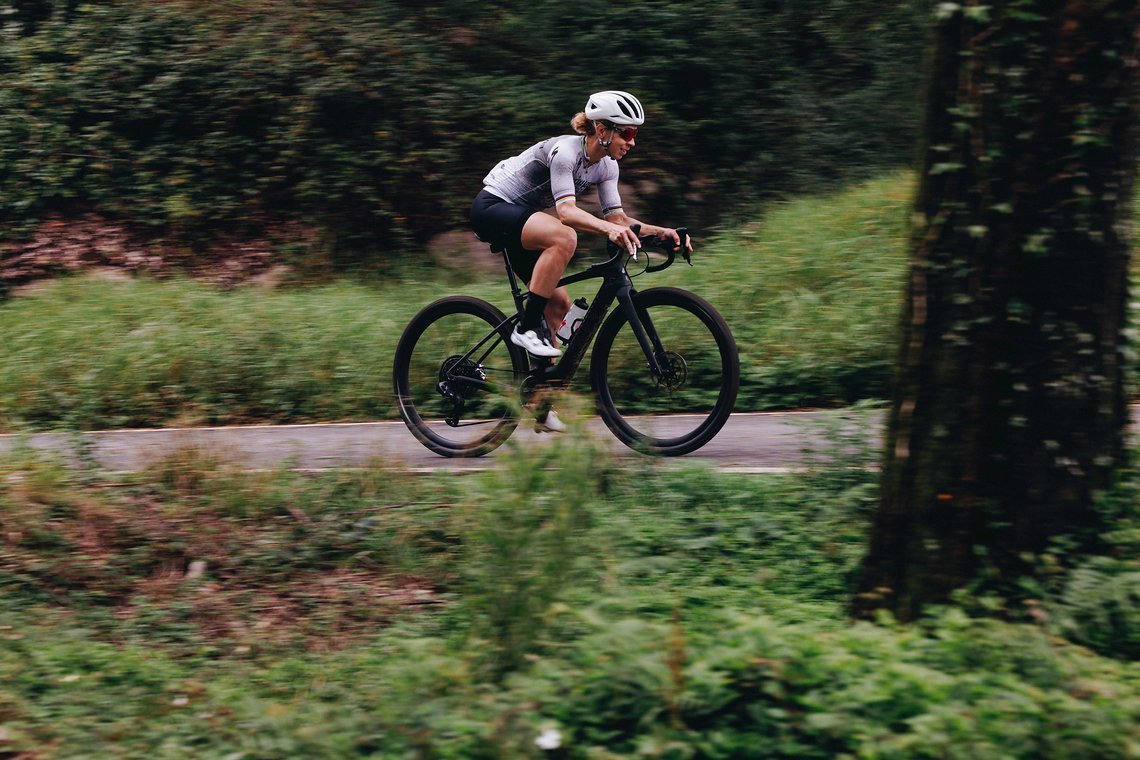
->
[0,410,884,473]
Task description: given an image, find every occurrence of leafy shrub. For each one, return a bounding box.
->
[1,448,1138,757]
[1043,469,1140,659]
[4,598,1136,758]
[1055,558,1140,660]
[509,609,1140,759]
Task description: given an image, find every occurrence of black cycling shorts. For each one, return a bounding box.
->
[469,189,541,283]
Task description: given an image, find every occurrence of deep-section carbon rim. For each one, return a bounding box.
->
[393,296,528,457]
[591,287,739,456]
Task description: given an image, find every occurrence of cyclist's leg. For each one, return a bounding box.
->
[471,191,557,348]
[521,213,575,343]
[546,286,571,347]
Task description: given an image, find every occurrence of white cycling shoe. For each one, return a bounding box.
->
[511,328,561,358]
[535,409,566,434]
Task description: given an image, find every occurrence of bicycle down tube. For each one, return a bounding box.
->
[521,229,678,385]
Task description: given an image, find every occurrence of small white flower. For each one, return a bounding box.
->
[534,728,562,751]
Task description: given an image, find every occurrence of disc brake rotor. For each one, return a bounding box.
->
[655,351,688,391]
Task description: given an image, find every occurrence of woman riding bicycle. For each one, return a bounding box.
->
[395,91,735,451]
[469,90,691,362]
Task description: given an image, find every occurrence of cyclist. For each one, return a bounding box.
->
[470,90,691,363]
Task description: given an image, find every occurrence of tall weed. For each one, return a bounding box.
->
[457,399,609,678]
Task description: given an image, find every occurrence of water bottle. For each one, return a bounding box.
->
[556,298,589,344]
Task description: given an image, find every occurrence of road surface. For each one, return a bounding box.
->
[0,410,883,474]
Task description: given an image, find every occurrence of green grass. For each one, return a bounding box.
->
[0,278,415,430]
[0,173,915,431]
[686,172,914,408]
[0,427,1137,758]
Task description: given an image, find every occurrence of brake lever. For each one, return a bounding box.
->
[677,227,692,266]
[649,227,692,263]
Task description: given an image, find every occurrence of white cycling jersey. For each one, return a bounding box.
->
[482,134,623,216]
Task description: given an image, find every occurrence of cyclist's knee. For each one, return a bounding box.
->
[552,226,577,262]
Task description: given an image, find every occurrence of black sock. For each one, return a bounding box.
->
[522,293,549,334]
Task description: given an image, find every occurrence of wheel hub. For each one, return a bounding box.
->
[440,355,486,389]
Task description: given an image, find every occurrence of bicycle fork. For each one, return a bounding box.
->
[616,283,668,379]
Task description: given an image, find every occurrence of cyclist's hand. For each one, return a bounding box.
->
[656,227,693,253]
[607,224,641,257]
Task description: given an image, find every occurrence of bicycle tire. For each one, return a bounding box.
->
[393,296,529,457]
[590,287,739,456]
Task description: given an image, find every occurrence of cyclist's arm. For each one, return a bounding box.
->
[554,199,640,254]
[548,147,640,254]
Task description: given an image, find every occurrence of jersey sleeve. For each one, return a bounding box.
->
[597,163,623,217]
[549,144,579,207]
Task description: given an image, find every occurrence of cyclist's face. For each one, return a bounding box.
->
[605,125,636,159]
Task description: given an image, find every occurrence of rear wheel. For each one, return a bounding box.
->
[393,296,529,457]
[591,287,739,456]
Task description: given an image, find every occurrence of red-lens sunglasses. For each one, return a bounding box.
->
[610,125,638,141]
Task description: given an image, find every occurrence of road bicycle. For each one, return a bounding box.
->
[393,226,740,457]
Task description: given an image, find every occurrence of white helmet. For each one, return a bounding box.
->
[585,91,645,126]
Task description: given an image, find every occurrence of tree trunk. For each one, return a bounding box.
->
[854,1,1140,621]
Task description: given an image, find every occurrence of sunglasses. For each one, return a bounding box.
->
[608,125,638,141]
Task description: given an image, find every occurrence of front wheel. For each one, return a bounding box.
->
[393,296,529,457]
[590,287,739,456]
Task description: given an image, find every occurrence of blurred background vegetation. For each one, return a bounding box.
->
[0,175,914,429]
[0,0,933,426]
[0,0,928,270]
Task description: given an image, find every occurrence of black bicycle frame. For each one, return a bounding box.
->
[446,227,690,395]
[513,256,663,385]
[510,229,689,382]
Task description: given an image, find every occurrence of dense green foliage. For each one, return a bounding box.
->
[0,0,928,260]
[0,174,913,430]
[0,430,1137,757]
